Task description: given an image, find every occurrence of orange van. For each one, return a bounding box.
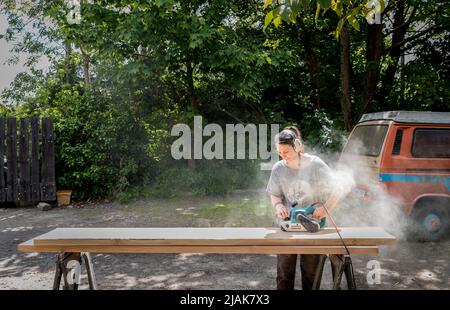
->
[340,111,450,241]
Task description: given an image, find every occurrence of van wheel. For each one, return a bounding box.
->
[410,204,449,242]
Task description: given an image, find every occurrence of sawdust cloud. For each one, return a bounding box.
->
[255,131,409,239]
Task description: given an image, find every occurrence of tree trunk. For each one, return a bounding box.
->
[305,45,321,110]
[186,61,197,171]
[297,25,321,109]
[362,23,383,113]
[81,47,91,89]
[186,62,199,112]
[377,0,406,105]
[340,22,352,132]
[64,42,74,85]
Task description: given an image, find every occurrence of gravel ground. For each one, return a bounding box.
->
[0,193,449,290]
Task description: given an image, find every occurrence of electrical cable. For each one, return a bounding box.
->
[312,201,356,287]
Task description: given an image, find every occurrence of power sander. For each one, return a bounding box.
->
[279,202,326,232]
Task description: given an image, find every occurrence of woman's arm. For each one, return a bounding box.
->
[312,192,341,219]
[271,195,290,219]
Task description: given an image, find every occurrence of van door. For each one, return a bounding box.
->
[339,122,390,201]
[339,122,389,172]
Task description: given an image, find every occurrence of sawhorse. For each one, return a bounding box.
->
[53,252,97,290]
[54,252,355,290]
[312,254,357,290]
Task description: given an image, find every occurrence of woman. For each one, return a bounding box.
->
[266,125,339,290]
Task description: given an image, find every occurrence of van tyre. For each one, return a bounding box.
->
[409,204,449,242]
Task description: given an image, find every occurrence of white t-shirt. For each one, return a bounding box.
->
[266,153,333,208]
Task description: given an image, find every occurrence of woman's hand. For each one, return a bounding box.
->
[312,206,327,220]
[275,204,290,220]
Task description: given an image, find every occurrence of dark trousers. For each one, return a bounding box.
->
[277,254,342,290]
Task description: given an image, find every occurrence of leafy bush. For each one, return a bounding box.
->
[5,84,154,200]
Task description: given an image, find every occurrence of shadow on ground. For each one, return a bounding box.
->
[1,193,449,290]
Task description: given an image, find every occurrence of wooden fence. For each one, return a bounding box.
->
[0,117,55,204]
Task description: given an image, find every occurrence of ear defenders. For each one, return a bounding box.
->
[282,129,303,153]
[291,133,303,153]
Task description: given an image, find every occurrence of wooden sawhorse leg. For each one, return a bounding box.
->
[312,254,357,290]
[53,252,97,290]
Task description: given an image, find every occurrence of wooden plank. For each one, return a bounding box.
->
[32,227,397,247]
[40,118,47,197]
[41,118,56,201]
[30,117,40,201]
[19,118,31,202]
[0,118,5,202]
[6,118,17,202]
[45,118,55,200]
[18,239,380,255]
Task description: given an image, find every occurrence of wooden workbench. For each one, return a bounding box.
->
[19,227,395,254]
[18,227,396,290]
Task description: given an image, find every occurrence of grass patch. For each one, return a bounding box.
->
[193,198,274,226]
[111,193,275,227]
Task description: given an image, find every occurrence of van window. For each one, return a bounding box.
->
[392,128,403,155]
[412,129,450,158]
[342,125,388,156]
